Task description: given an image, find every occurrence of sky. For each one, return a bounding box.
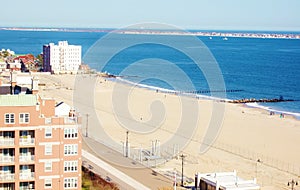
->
[1,0,300,31]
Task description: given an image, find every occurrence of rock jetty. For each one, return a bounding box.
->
[228,98,294,104]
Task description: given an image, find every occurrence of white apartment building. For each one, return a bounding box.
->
[43,41,81,74]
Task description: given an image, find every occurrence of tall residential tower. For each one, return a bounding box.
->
[43,41,81,74]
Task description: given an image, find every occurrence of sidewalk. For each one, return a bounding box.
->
[82,150,150,190]
[82,137,173,189]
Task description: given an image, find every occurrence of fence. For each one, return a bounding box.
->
[129,142,180,168]
[211,141,300,177]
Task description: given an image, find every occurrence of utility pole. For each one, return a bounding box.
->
[255,158,261,179]
[288,179,298,190]
[85,113,89,137]
[180,154,186,187]
[125,131,129,157]
[173,169,177,190]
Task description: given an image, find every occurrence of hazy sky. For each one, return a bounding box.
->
[1,0,300,31]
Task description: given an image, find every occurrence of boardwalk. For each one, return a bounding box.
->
[82,137,173,189]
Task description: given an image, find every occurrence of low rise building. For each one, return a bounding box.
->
[0,62,6,72]
[13,54,36,72]
[195,171,260,190]
[7,60,21,71]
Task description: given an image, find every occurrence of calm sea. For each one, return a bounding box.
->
[1,30,300,116]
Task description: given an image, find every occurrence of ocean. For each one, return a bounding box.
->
[1,29,300,117]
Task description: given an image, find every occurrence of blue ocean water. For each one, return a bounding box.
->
[1,30,300,115]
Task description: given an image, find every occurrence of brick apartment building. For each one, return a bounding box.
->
[0,74,82,190]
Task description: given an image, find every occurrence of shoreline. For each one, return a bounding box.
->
[1,27,300,40]
[114,76,300,120]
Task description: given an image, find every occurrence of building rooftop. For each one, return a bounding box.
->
[0,94,37,106]
[198,171,260,190]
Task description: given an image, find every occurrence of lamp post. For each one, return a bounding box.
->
[125,131,129,157]
[288,179,298,190]
[173,169,177,190]
[255,159,261,179]
[180,154,186,187]
[85,113,89,137]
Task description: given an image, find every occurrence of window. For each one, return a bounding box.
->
[20,165,29,171]
[20,148,28,155]
[20,130,28,137]
[64,161,78,172]
[44,178,52,188]
[45,128,52,138]
[64,144,78,156]
[64,128,78,139]
[45,161,52,172]
[64,177,78,189]
[45,144,52,155]
[19,113,30,124]
[5,113,14,124]
[4,131,14,138]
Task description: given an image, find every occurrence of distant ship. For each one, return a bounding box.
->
[209,37,213,40]
[223,37,228,41]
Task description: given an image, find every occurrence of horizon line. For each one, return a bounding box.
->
[1,26,300,33]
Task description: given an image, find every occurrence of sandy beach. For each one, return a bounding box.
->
[37,73,300,190]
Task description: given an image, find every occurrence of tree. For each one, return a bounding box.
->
[1,50,10,58]
[35,54,44,71]
[36,54,43,66]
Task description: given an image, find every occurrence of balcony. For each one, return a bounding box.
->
[19,155,34,162]
[0,183,15,190]
[0,173,15,181]
[19,172,34,180]
[0,156,14,163]
[20,187,34,190]
[20,182,34,190]
[51,116,81,125]
[19,137,35,146]
[0,138,14,146]
[64,117,78,124]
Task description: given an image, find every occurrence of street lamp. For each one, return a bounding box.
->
[125,131,129,157]
[288,179,298,190]
[255,159,261,179]
[180,154,186,187]
[173,169,177,190]
[85,113,89,137]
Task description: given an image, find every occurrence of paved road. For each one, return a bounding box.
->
[82,137,173,189]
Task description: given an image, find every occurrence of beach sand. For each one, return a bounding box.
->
[37,73,300,190]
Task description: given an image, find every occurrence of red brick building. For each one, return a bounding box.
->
[0,93,82,189]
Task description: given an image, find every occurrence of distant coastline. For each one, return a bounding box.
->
[1,27,300,39]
